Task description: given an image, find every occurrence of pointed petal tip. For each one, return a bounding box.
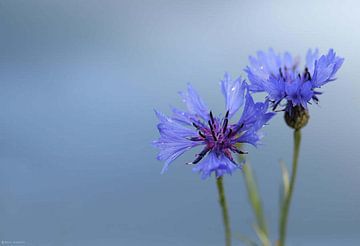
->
[160,165,168,175]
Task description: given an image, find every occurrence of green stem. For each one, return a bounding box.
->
[216,176,231,246]
[278,129,302,246]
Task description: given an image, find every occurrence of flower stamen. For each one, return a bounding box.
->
[304,67,311,81]
[187,148,210,165]
[208,120,217,141]
[210,111,215,124]
[199,131,206,138]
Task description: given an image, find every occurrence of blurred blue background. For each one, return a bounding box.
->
[0,0,359,245]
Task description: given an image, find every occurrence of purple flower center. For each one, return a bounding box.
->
[187,110,246,165]
[278,66,312,83]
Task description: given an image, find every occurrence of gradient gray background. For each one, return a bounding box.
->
[0,0,359,245]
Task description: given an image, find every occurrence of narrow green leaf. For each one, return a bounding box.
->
[253,224,271,246]
[279,160,290,204]
[243,163,269,238]
[238,234,259,246]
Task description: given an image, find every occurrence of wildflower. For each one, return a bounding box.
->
[245,49,344,129]
[153,73,274,179]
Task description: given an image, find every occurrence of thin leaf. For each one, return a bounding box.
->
[279,160,290,205]
[238,233,259,246]
[243,163,269,237]
[253,224,271,246]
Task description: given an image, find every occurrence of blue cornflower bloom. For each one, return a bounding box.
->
[153,73,274,179]
[245,49,344,113]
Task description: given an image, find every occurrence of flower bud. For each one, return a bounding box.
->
[284,105,309,130]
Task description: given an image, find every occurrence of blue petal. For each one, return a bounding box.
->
[236,110,274,146]
[306,48,319,75]
[192,151,239,179]
[245,49,282,92]
[236,93,274,146]
[283,52,293,68]
[285,79,302,106]
[236,129,262,147]
[299,81,314,108]
[154,138,201,174]
[257,49,282,75]
[170,107,195,126]
[221,73,247,118]
[154,109,169,123]
[155,110,197,138]
[238,93,274,131]
[179,83,210,121]
[244,67,266,92]
[285,78,314,108]
[312,49,344,87]
[153,110,203,173]
[263,76,286,103]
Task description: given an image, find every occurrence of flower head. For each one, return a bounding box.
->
[245,49,344,113]
[153,73,274,179]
